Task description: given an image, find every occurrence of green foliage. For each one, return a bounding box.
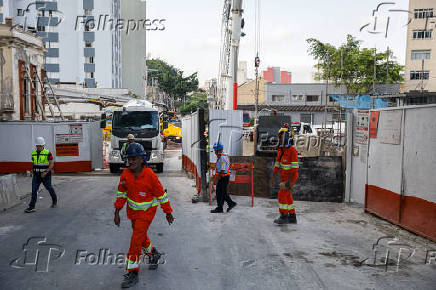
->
[130,93,141,99]
[250,117,255,126]
[180,93,208,116]
[306,35,404,94]
[146,59,199,105]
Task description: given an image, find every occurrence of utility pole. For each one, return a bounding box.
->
[323,53,330,132]
[372,47,377,109]
[386,46,389,84]
[225,0,243,110]
[254,54,260,122]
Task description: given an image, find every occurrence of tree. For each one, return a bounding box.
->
[306,35,404,94]
[180,93,208,116]
[146,59,199,106]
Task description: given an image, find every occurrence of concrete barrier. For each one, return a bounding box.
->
[0,174,20,211]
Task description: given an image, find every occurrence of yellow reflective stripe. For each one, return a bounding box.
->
[156,193,169,204]
[278,203,288,210]
[143,244,153,254]
[117,191,127,198]
[288,204,295,210]
[291,162,299,168]
[127,198,159,211]
[274,162,281,168]
[126,257,139,269]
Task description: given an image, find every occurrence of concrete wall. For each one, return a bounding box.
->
[228,156,343,202]
[346,105,436,241]
[0,174,20,211]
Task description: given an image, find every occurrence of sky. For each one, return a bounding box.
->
[146,0,410,85]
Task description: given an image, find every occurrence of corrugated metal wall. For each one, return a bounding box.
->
[209,110,243,163]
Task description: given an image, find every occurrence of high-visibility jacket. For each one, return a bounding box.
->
[215,153,231,177]
[31,148,52,173]
[115,166,172,220]
[273,146,299,184]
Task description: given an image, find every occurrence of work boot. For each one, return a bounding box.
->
[274,213,288,225]
[121,271,138,288]
[210,207,223,213]
[148,248,161,270]
[288,213,297,224]
[227,202,237,212]
[51,202,57,208]
[24,207,36,213]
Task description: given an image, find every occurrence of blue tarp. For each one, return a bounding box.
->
[329,95,388,109]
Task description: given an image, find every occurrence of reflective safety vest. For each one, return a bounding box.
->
[273,146,299,173]
[32,148,51,173]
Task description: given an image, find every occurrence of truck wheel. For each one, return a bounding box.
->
[109,164,120,174]
[156,163,164,173]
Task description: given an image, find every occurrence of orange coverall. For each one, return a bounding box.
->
[273,146,299,215]
[114,167,172,272]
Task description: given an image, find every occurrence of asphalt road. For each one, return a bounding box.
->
[0,148,435,290]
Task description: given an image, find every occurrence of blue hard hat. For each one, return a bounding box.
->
[213,142,224,151]
[126,143,147,164]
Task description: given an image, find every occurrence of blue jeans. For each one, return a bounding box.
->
[29,173,57,208]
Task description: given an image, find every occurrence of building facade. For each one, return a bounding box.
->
[0,20,46,121]
[262,67,292,84]
[1,0,146,96]
[405,0,436,94]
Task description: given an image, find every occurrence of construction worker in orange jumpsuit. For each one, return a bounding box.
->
[271,123,299,225]
[113,143,175,288]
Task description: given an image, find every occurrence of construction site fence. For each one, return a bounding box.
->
[345,105,436,242]
[181,111,201,194]
[0,121,103,173]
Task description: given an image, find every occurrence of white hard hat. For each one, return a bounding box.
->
[127,134,135,140]
[35,137,45,146]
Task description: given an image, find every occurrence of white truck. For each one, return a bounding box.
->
[102,100,164,173]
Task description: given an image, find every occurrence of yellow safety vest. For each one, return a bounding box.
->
[32,148,51,173]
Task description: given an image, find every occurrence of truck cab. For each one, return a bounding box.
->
[106,100,164,173]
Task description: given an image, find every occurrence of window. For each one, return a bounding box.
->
[300,113,312,124]
[411,50,431,60]
[272,95,285,102]
[306,95,319,102]
[414,8,434,19]
[413,30,432,39]
[410,70,430,80]
[292,95,303,101]
[85,42,93,48]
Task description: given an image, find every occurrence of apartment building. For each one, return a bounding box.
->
[405,0,436,97]
[1,0,146,96]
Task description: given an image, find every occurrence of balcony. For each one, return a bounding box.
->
[84,47,95,57]
[84,63,95,73]
[84,78,96,88]
[44,64,60,73]
[83,0,94,10]
[45,48,59,58]
[36,1,58,11]
[37,16,60,26]
[83,32,95,43]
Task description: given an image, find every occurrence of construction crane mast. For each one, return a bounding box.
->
[216,0,243,110]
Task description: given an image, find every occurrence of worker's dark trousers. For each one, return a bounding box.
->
[216,175,234,210]
[29,173,57,208]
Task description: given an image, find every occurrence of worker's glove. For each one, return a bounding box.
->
[279,182,287,190]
